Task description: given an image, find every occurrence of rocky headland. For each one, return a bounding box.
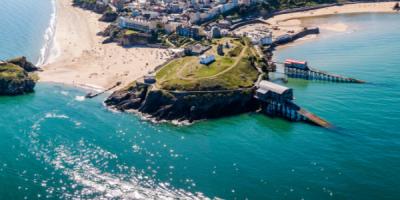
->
[0,57,38,96]
[105,81,260,123]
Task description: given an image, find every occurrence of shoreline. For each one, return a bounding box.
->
[39,0,172,91]
[233,2,398,55]
[36,0,57,66]
[268,2,398,45]
[267,2,397,24]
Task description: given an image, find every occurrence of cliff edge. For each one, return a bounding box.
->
[105,82,260,122]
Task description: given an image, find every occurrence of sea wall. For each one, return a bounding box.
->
[105,82,259,122]
[273,3,338,16]
[272,27,320,47]
[229,19,269,31]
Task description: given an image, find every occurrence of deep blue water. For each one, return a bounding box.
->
[0,2,400,199]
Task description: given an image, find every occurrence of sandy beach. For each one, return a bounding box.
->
[235,2,398,44]
[268,2,397,23]
[39,0,172,91]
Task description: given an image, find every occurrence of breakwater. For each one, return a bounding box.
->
[272,27,320,47]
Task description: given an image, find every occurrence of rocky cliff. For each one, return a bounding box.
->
[0,61,37,96]
[6,56,39,72]
[98,26,154,46]
[105,82,260,122]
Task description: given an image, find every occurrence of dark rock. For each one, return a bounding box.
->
[99,24,120,37]
[73,0,109,14]
[105,81,260,123]
[105,81,149,110]
[98,24,123,44]
[6,56,39,72]
[120,31,152,47]
[99,11,118,22]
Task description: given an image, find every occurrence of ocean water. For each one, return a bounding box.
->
[0,0,55,64]
[0,3,400,199]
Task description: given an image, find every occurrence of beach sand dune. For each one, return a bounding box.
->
[39,0,171,90]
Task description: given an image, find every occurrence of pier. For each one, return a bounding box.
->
[85,82,122,99]
[255,80,331,128]
[275,59,365,83]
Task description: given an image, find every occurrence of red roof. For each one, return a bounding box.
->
[284,59,307,65]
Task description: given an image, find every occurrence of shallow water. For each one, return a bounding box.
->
[0,5,400,200]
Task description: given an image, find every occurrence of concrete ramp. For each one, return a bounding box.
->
[297,108,331,128]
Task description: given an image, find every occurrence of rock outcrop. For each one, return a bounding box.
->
[98,24,124,44]
[72,0,109,14]
[0,61,37,96]
[6,56,39,72]
[99,11,118,22]
[98,26,154,46]
[105,81,259,122]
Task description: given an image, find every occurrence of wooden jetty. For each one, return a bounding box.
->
[85,81,121,99]
[276,59,365,83]
[255,80,331,128]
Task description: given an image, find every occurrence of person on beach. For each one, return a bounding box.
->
[394,2,400,11]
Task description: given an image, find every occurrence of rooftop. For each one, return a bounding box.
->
[284,59,307,65]
[258,80,290,95]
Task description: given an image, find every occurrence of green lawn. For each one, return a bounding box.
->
[124,29,138,36]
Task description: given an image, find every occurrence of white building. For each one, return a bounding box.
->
[249,32,272,46]
[199,55,215,65]
[255,80,294,101]
[118,17,157,33]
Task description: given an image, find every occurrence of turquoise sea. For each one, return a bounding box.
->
[1,1,400,199]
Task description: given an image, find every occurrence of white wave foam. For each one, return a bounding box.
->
[36,0,58,66]
[45,112,69,119]
[60,91,69,96]
[75,96,86,102]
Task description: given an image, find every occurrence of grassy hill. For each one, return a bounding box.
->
[0,63,27,80]
[156,38,260,91]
